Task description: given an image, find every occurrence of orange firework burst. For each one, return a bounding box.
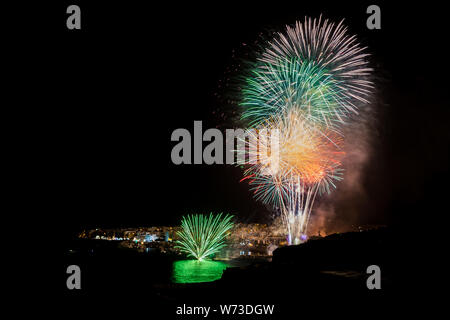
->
[238,109,344,244]
[241,109,344,192]
[278,109,344,186]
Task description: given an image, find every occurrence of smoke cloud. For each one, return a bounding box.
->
[307,98,382,236]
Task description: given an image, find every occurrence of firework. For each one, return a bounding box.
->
[175,213,234,261]
[241,16,372,129]
[240,109,344,202]
[239,110,344,243]
[238,17,372,244]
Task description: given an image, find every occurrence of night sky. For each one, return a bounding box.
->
[38,2,448,242]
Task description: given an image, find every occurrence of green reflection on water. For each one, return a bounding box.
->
[172,260,228,283]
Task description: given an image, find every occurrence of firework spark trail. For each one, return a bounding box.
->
[238,17,371,243]
[175,213,234,260]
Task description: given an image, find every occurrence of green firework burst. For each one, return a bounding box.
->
[240,17,372,129]
[242,60,345,128]
[175,213,234,261]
